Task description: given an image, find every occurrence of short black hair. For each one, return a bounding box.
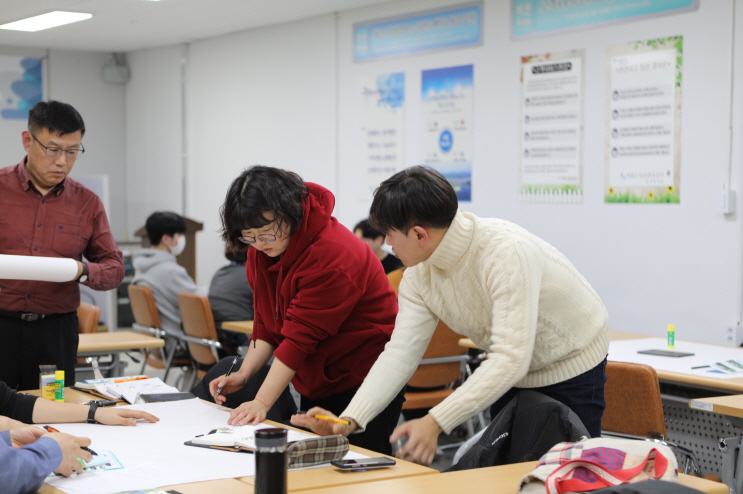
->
[221,165,308,251]
[28,100,85,137]
[145,211,186,246]
[369,166,458,234]
[353,219,384,240]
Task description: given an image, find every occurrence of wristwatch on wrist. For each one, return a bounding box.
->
[87,401,99,424]
[77,262,89,283]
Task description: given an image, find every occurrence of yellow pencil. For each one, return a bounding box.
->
[312,414,350,425]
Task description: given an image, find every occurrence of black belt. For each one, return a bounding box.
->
[0,310,70,322]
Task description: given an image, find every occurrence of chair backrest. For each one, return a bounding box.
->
[128,284,162,329]
[602,361,667,438]
[177,292,219,367]
[77,302,100,334]
[387,268,405,297]
[407,320,468,388]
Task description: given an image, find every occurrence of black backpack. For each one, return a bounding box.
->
[447,390,589,471]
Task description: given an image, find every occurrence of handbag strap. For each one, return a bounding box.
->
[545,448,670,494]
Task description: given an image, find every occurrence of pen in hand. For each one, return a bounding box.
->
[215,356,239,399]
[43,426,98,456]
[297,410,350,425]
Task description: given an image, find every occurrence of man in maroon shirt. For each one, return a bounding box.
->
[0,101,124,390]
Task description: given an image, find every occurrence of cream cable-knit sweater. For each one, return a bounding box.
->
[342,210,610,434]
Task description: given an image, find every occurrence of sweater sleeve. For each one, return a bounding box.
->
[0,381,38,423]
[340,271,438,431]
[428,237,543,433]
[0,432,62,494]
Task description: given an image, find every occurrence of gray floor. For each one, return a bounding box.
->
[102,350,483,472]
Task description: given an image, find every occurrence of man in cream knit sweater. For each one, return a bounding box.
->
[291,166,610,465]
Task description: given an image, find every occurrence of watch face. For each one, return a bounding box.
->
[79,275,88,283]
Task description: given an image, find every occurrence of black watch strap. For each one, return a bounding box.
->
[87,401,99,423]
[78,262,89,283]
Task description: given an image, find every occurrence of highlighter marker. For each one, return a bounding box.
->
[667,324,675,349]
[312,414,350,425]
[55,370,65,402]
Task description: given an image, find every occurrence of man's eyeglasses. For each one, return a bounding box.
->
[31,133,85,160]
[238,233,277,245]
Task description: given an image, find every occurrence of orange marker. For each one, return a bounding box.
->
[114,376,149,383]
[312,414,350,425]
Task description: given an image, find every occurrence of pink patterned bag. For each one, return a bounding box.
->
[518,438,678,494]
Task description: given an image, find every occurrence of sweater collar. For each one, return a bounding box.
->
[424,210,474,271]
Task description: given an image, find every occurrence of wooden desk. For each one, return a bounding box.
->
[295,461,727,494]
[238,445,434,492]
[78,330,165,376]
[222,320,253,334]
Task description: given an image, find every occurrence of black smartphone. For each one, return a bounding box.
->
[330,457,396,470]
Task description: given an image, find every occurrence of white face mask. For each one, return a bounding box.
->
[170,234,186,257]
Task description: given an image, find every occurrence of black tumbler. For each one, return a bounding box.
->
[255,428,288,494]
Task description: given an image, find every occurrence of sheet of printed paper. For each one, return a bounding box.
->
[520,51,583,204]
[45,398,366,494]
[605,36,682,204]
[361,72,404,198]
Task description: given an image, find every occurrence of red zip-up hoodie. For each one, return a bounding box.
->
[247,183,397,400]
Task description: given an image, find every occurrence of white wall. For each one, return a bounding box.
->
[185,14,339,283]
[125,45,185,240]
[336,0,742,344]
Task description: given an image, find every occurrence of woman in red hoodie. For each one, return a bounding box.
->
[208,166,402,454]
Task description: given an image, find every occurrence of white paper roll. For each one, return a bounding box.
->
[0,254,79,282]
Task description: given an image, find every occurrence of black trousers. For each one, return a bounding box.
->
[489,358,607,438]
[192,357,406,455]
[0,312,79,391]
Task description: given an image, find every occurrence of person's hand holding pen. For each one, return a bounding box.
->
[290,407,357,437]
[208,357,247,406]
[33,426,94,477]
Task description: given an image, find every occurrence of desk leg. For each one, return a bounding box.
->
[719,435,740,493]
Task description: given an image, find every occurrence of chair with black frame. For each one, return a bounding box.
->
[602,360,709,479]
[127,284,192,385]
[177,292,222,389]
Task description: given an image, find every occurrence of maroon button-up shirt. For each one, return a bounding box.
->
[0,160,124,314]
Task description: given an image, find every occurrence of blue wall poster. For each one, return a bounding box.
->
[520,50,584,204]
[354,2,482,62]
[421,64,473,202]
[0,55,43,120]
[512,0,698,39]
[361,72,405,197]
[605,36,682,204]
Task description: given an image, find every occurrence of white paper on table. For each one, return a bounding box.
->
[105,378,179,403]
[44,399,367,494]
[609,337,743,379]
[0,253,78,282]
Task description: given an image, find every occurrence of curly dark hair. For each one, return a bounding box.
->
[220,166,308,251]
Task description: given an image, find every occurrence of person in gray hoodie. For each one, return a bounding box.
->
[131,212,205,355]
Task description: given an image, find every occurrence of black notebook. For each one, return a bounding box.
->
[139,392,195,403]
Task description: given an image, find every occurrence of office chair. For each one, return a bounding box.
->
[602,360,706,478]
[386,268,405,297]
[127,284,192,384]
[177,292,222,389]
[77,302,100,334]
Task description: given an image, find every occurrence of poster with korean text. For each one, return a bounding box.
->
[520,51,583,203]
[605,36,682,203]
[362,72,405,196]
